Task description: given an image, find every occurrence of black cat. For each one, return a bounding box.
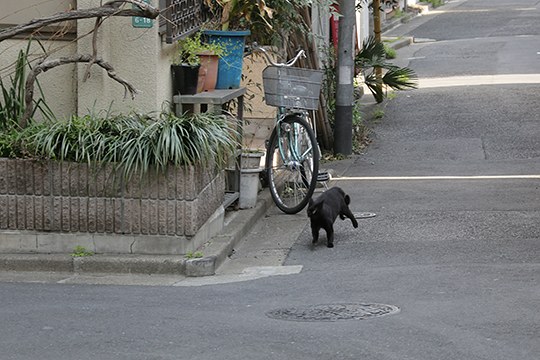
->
[307,187,358,248]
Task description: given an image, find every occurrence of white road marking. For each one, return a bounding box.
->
[173,265,303,287]
[418,74,540,88]
[333,175,540,181]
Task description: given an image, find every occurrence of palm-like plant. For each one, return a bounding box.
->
[355,36,418,103]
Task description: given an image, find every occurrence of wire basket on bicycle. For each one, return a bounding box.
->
[262,66,323,110]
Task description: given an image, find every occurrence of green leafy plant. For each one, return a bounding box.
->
[1,50,29,131]
[383,44,397,59]
[0,125,41,158]
[203,0,313,46]
[321,46,337,125]
[392,8,404,18]
[29,109,239,182]
[174,31,225,66]
[0,128,21,158]
[185,251,204,259]
[118,111,237,179]
[71,245,94,257]
[373,108,385,119]
[204,0,274,32]
[351,100,372,153]
[355,36,418,103]
[424,0,444,7]
[0,41,54,130]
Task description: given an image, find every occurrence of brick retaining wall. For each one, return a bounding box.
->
[0,158,225,254]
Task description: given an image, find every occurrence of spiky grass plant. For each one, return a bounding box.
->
[0,41,54,130]
[1,50,27,131]
[29,111,119,163]
[0,41,54,157]
[29,110,238,181]
[118,111,237,180]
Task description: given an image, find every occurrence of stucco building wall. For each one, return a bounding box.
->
[1,0,77,121]
[1,0,175,121]
[77,0,175,115]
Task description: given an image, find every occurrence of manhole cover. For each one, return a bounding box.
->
[354,212,377,219]
[266,303,400,322]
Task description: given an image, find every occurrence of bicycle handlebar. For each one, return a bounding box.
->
[250,42,306,67]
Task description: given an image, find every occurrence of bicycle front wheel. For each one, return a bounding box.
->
[266,115,319,214]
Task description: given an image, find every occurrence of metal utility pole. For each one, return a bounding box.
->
[373,0,383,88]
[333,0,356,156]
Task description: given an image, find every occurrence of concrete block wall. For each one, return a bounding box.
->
[0,158,225,254]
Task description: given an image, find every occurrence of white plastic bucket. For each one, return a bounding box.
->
[239,168,261,209]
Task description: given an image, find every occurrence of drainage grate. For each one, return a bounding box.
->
[266,303,400,322]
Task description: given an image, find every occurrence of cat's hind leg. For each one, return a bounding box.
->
[325,226,335,248]
[341,208,358,228]
[311,226,320,244]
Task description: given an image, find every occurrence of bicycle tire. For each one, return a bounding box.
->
[265,115,319,214]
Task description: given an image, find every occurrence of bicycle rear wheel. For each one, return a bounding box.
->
[266,115,319,214]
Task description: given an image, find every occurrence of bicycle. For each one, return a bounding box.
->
[251,44,326,214]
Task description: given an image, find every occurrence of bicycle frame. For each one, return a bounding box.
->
[276,111,310,164]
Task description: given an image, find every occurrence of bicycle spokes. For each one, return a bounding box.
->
[266,115,319,214]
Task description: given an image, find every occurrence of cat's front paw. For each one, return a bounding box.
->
[327,242,334,248]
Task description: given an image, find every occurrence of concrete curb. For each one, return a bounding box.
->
[73,255,186,275]
[0,190,273,277]
[385,36,414,50]
[0,254,74,273]
[185,189,273,276]
[0,253,187,274]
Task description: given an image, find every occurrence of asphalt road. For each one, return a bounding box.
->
[1,1,539,359]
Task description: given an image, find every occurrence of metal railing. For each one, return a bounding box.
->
[159,0,213,43]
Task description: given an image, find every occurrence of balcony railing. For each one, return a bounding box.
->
[159,0,214,43]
